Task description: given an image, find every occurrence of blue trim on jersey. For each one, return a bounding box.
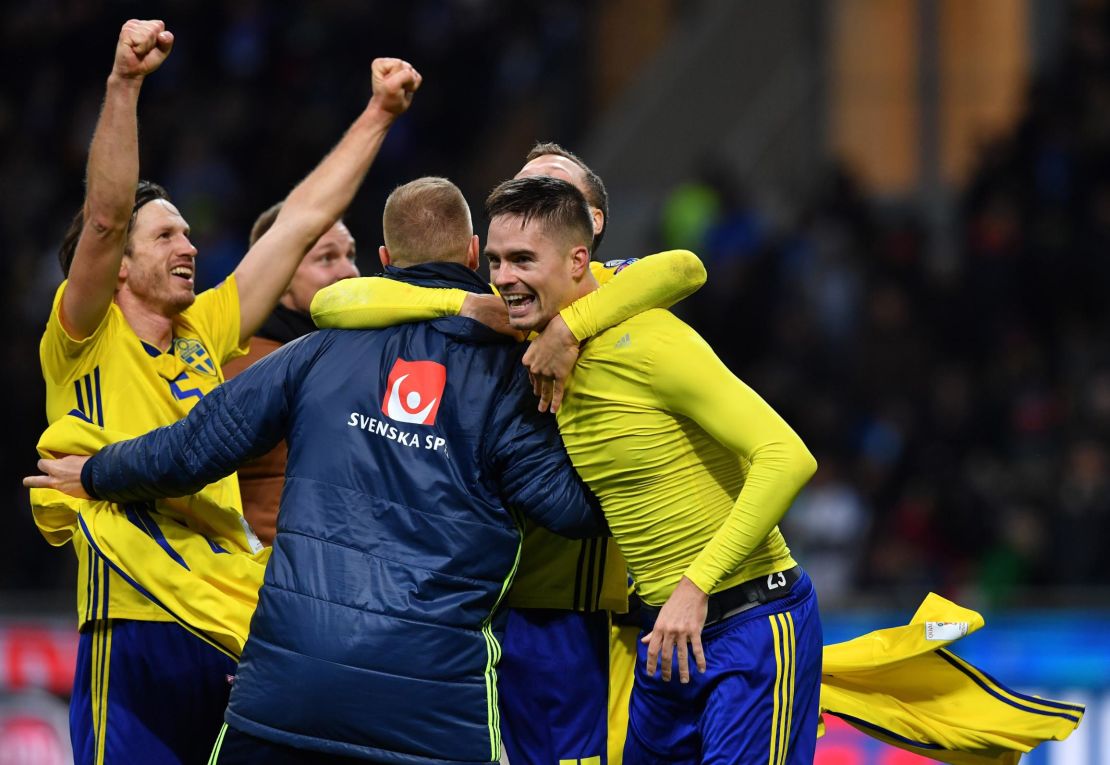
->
[124,505,191,570]
[830,713,945,750]
[141,340,164,358]
[75,513,237,661]
[169,371,205,402]
[935,650,1083,721]
[93,367,104,427]
[90,549,100,621]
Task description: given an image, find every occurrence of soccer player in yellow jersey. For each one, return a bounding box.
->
[32,19,421,765]
[482,176,821,765]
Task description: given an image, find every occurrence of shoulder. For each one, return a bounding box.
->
[41,281,122,370]
[589,258,640,285]
[181,276,240,321]
[596,308,687,339]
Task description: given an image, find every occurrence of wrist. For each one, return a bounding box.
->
[362,99,400,128]
[552,311,582,345]
[107,71,144,91]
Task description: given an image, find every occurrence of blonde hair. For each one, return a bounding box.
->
[382,177,473,266]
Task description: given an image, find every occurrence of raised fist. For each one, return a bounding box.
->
[113,19,174,80]
[370,58,422,117]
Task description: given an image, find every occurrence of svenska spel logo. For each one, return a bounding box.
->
[381,359,446,425]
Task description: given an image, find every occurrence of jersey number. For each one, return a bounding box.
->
[766,571,787,590]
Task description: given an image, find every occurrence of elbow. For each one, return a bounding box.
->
[272,207,333,249]
[787,442,818,490]
[668,249,707,295]
[82,204,130,241]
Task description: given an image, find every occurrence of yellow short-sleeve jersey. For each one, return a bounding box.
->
[38,277,251,627]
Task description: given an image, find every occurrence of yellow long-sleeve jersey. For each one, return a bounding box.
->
[554,308,814,605]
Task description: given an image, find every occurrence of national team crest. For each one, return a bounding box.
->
[381,358,446,426]
[173,337,216,376]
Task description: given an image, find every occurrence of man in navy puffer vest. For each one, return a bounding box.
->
[52,177,606,764]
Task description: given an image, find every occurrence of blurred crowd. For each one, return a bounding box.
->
[5,1,1108,611]
[660,1,1110,607]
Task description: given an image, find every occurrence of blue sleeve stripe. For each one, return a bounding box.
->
[829,712,945,750]
[935,649,1083,721]
[93,366,104,428]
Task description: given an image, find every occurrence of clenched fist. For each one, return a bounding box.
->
[113,19,174,80]
[370,58,422,117]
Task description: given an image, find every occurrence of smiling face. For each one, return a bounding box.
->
[280,221,359,313]
[486,214,582,334]
[119,199,198,316]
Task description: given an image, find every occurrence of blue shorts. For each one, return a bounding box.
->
[624,572,822,765]
[70,618,236,765]
[499,608,610,765]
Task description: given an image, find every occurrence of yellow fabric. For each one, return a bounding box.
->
[32,415,268,658]
[34,277,254,629]
[556,310,807,605]
[820,593,1085,764]
[309,253,708,613]
[561,251,705,341]
[607,622,638,765]
[310,275,467,328]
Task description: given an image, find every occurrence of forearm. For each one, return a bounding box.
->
[84,74,143,233]
[561,250,706,341]
[235,105,396,339]
[61,75,144,337]
[311,276,465,329]
[650,323,816,592]
[284,104,395,231]
[683,442,816,592]
[84,387,265,502]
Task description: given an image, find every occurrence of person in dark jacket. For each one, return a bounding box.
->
[27,177,606,765]
[223,204,360,544]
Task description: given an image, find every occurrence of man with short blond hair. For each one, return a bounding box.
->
[381,176,477,266]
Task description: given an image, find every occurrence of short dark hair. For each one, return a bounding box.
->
[485,176,594,254]
[524,142,609,252]
[58,180,172,277]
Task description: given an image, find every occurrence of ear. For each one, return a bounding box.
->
[569,244,591,279]
[590,206,604,238]
[466,234,480,270]
[118,256,129,283]
[378,245,392,269]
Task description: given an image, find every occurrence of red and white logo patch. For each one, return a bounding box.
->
[381,359,446,426]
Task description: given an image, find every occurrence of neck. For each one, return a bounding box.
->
[115,291,175,351]
[569,267,600,303]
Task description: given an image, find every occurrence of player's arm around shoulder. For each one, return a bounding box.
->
[520,251,705,413]
[310,276,467,329]
[565,250,706,341]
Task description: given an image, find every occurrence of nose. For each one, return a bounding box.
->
[491,262,515,291]
[337,257,360,280]
[181,235,198,258]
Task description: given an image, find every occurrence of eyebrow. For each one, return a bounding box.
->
[484,248,534,259]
